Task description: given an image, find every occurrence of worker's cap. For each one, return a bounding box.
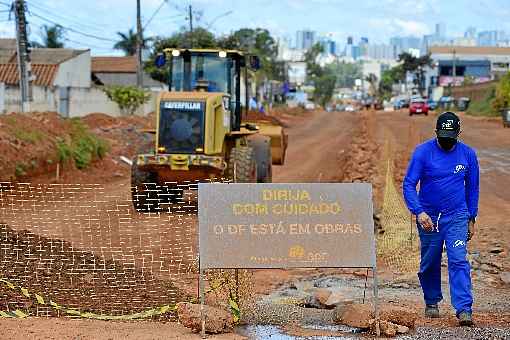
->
[436,111,460,138]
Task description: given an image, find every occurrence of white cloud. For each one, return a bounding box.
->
[392,19,430,36]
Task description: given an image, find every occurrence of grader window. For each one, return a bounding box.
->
[171,54,232,94]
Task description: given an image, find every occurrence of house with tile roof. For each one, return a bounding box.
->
[0,40,155,116]
[91,56,166,90]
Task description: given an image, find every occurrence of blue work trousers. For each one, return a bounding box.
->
[417,210,473,315]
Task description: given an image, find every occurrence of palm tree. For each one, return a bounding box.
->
[114,29,152,56]
[31,24,65,48]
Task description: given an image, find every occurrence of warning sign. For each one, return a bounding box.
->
[198,183,376,269]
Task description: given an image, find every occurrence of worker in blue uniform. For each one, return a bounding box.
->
[403,111,479,326]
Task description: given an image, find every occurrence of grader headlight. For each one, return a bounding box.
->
[137,155,145,165]
[158,156,168,164]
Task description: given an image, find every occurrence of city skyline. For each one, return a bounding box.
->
[0,0,509,55]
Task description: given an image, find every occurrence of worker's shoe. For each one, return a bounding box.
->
[424,304,440,318]
[457,311,473,326]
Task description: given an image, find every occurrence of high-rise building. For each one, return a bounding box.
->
[478,30,500,46]
[323,40,336,55]
[390,36,422,57]
[435,23,446,38]
[359,37,369,57]
[464,27,477,39]
[317,35,337,55]
[367,44,395,60]
[345,36,354,58]
[352,46,361,60]
[296,30,316,50]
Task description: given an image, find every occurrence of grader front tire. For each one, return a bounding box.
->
[226,147,257,183]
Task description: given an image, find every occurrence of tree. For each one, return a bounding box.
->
[113,28,152,56]
[102,85,151,115]
[314,73,337,107]
[492,72,510,112]
[31,24,65,48]
[379,65,405,100]
[303,43,337,106]
[145,28,218,82]
[304,43,325,79]
[365,73,378,97]
[398,52,433,96]
[218,28,281,81]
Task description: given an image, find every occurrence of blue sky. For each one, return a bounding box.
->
[0,0,509,55]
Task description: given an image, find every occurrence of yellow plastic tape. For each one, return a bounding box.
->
[0,278,177,320]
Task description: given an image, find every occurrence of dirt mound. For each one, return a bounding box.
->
[0,223,187,318]
[245,110,287,127]
[340,112,383,208]
[0,112,70,181]
[0,111,154,183]
[270,106,308,117]
[81,112,154,130]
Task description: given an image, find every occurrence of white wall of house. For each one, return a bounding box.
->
[68,86,156,117]
[54,51,91,88]
[0,84,156,117]
[2,85,58,113]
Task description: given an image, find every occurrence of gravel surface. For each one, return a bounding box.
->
[402,327,510,340]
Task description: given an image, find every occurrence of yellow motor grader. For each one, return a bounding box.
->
[131,48,287,212]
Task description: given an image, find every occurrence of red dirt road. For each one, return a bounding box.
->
[273,110,358,183]
[1,109,509,339]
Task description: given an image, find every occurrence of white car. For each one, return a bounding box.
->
[345,105,355,112]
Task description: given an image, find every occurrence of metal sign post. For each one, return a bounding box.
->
[198,183,379,337]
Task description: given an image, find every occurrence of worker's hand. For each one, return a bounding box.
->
[417,212,434,232]
[467,219,475,241]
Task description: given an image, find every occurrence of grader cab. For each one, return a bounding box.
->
[131,49,287,212]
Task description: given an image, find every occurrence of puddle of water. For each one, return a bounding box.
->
[237,324,362,340]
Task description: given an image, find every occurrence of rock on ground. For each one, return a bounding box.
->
[176,302,233,334]
[380,305,418,328]
[334,303,374,328]
[324,291,354,308]
[500,272,510,285]
[369,319,410,337]
[312,288,332,307]
[334,303,417,330]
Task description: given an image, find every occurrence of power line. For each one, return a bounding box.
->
[27,11,117,42]
[31,18,114,51]
[143,0,167,31]
[25,0,110,34]
[150,14,185,22]
[63,38,116,51]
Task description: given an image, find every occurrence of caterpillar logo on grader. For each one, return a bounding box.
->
[131,48,288,212]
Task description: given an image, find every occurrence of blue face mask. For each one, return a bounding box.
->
[437,137,457,151]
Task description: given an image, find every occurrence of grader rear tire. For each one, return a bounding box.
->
[226,146,257,183]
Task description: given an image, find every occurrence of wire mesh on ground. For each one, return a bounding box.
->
[377,141,420,274]
[0,181,210,319]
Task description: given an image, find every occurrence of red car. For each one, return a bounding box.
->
[409,99,429,116]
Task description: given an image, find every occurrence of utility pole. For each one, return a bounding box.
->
[14,0,31,112]
[136,0,143,88]
[188,5,193,48]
